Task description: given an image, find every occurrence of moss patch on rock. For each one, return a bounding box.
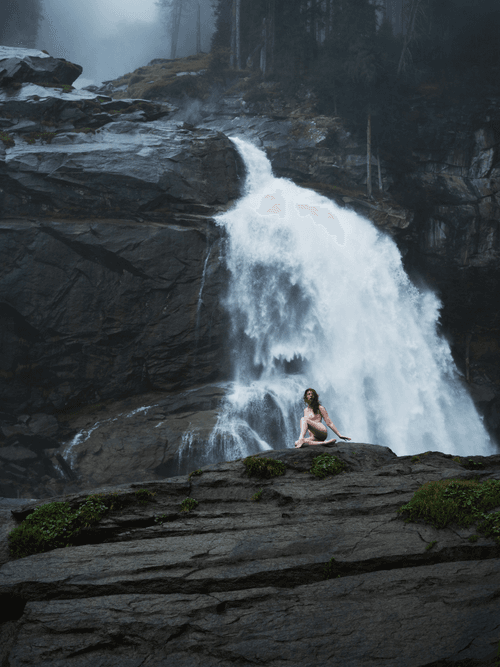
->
[310,453,346,479]
[243,456,286,479]
[398,478,500,543]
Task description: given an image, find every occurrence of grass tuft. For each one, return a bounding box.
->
[251,488,263,502]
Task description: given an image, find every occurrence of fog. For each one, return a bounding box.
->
[35,0,215,87]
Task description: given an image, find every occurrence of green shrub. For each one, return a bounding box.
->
[8,494,109,559]
[180,497,198,513]
[310,453,346,479]
[251,488,263,502]
[398,478,500,543]
[243,456,286,479]
[134,489,156,505]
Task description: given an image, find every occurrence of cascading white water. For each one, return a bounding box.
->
[205,137,494,460]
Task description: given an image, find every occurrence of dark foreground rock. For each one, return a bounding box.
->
[0,443,499,666]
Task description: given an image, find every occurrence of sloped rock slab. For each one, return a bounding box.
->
[2,561,499,667]
[1,445,499,665]
[0,46,82,86]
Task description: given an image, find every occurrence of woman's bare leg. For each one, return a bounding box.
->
[295,418,333,448]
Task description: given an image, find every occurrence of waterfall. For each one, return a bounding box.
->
[205,137,494,459]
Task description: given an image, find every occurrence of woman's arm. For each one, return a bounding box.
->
[319,406,351,441]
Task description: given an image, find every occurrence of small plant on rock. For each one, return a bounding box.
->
[425,540,437,551]
[134,489,156,506]
[180,497,198,513]
[188,468,203,480]
[468,534,478,543]
[0,132,14,148]
[251,488,263,502]
[243,456,286,479]
[310,453,346,479]
[324,556,341,579]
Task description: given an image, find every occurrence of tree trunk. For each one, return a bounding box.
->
[397,0,422,74]
[196,2,201,53]
[235,0,241,69]
[367,112,372,198]
[260,18,267,77]
[377,153,383,191]
[230,0,236,68]
[170,0,182,59]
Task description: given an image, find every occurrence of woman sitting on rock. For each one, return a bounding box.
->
[295,388,351,448]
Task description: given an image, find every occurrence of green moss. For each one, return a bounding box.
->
[134,489,156,505]
[243,456,286,479]
[251,488,263,502]
[310,453,346,479]
[398,478,500,543]
[425,540,437,551]
[188,468,203,480]
[180,497,198,513]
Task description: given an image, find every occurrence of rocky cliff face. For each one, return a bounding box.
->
[1,444,499,666]
[1,48,499,500]
[0,48,249,496]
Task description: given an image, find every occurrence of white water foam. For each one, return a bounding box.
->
[206,137,494,460]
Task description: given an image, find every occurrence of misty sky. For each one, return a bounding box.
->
[36,0,214,87]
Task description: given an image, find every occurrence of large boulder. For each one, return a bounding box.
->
[0,444,499,665]
[0,46,82,86]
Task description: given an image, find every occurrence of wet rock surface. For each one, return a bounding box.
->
[0,444,499,666]
[0,46,82,86]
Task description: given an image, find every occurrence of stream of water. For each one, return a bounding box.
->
[202,137,493,461]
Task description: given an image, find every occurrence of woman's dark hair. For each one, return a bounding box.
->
[304,388,320,414]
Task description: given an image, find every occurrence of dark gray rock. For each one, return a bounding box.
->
[0,119,242,219]
[0,218,229,416]
[0,46,82,86]
[0,444,499,665]
[59,385,227,490]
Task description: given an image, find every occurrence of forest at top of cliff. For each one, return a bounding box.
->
[209,0,500,155]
